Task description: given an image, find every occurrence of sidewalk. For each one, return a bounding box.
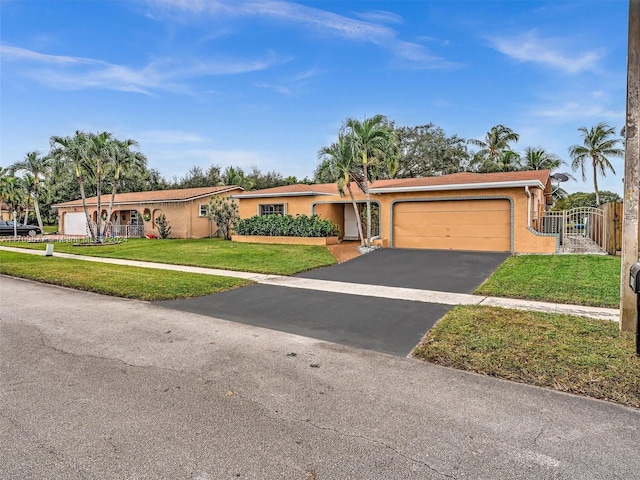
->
[0,245,620,322]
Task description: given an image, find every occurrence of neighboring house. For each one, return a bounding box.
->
[0,203,12,221]
[53,185,243,239]
[233,170,556,254]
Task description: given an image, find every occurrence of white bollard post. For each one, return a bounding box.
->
[45,243,54,256]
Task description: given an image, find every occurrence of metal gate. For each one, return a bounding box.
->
[539,207,607,254]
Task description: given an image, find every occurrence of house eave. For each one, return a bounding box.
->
[369,180,546,194]
[231,191,338,199]
[52,186,242,210]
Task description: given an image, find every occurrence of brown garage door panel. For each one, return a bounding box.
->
[393,200,511,252]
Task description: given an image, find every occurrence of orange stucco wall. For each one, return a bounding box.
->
[56,189,242,239]
[235,187,557,254]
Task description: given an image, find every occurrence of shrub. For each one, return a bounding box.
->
[155,214,172,239]
[207,197,239,240]
[235,214,339,238]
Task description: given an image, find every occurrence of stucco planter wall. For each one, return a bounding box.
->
[232,235,339,246]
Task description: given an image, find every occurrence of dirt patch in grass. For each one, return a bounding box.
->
[413,305,640,409]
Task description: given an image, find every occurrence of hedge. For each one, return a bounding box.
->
[235,214,339,238]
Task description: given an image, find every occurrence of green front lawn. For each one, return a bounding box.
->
[475,255,621,308]
[3,238,337,275]
[0,250,250,301]
[413,305,640,408]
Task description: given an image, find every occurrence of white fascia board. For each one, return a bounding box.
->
[370,180,545,194]
[230,191,337,199]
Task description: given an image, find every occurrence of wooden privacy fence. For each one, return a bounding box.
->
[600,202,623,255]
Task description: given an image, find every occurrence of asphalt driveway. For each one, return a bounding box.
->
[157,249,509,356]
[298,248,510,293]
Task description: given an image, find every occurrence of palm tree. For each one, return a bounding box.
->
[522,147,562,171]
[102,138,147,237]
[468,125,520,172]
[342,115,397,247]
[86,132,113,242]
[9,151,52,230]
[0,170,24,217]
[317,135,366,246]
[51,131,95,240]
[569,122,624,206]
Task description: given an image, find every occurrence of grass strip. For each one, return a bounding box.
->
[0,250,250,301]
[2,238,337,275]
[475,255,621,308]
[413,305,639,408]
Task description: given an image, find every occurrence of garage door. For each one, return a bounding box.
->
[393,200,511,252]
[64,212,88,235]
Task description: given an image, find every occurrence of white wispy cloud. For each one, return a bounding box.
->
[533,101,623,122]
[352,10,403,25]
[1,44,287,94]
[487,30,603,74]
[145,0,456,69]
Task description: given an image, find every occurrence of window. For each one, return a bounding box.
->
[199,204,209,217]
[259,204,286,216]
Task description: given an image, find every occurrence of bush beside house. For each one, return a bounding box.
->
[235,214,339,237]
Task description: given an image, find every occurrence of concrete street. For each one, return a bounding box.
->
[2,275,638,479]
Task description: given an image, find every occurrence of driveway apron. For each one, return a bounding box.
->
[297,248,510,293]
[156,249,508,356]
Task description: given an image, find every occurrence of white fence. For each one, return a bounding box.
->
[534,207,606,254]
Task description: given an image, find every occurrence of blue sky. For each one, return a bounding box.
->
[0,0,629,194]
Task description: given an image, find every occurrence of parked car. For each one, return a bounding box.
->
[0,221,43,237]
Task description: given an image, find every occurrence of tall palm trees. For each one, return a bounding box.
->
[469,125,520,172]
[51,131,95,239]
[342,115,397,247]
[102,138,147,237]
[51,131,144,242]
[317,135,366,246]
[9,151,52,230]
[569,122,624,206]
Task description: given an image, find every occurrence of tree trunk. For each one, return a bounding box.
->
[593,160,601,206]
[33,194,43,231]
[96,159,102,243]
[103,177,119,238]
[346,183,365,246]
[363,153,372,247]
[77,174,96,241]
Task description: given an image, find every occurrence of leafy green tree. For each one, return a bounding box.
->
[569,122,624,206]
[469,125,520,172]
[552,191,621,210]
[394,123,470,177]
[221,166,254,190]
[342,114,397,247]
[9,151,52,230]
[207,196,239,240]
[317,134,366,245]
[0,170,25,217]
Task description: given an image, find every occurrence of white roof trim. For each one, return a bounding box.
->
[231,191,337,199]
[370,179,545,194]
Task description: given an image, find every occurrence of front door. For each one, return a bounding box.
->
[344,205,359,240]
